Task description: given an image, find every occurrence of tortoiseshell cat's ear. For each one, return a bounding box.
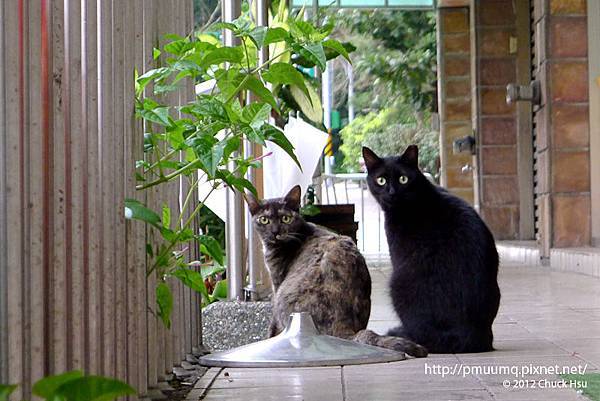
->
[400,145,419,168]
[283,185,302,211]
[362,147,382,171]
[245,192,261,215]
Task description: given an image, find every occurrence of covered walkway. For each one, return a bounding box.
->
[188,260,600,400]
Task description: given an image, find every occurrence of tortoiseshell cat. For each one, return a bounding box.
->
[246,185,427,358]
[363,145,500,353]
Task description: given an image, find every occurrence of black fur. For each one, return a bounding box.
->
[363,145,501,353]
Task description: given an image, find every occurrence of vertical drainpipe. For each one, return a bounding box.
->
[223,0,245,301]
[244,0,269,301]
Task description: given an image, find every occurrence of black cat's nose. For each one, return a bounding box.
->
[388,186,396,195]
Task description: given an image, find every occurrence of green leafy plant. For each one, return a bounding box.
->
[1,371,135,401]
[128,5,350,327]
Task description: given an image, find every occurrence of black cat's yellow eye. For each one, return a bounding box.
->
[281,215,293,224]
[376,176,386,186]
[258,216,270,225]
[399,175,409,184]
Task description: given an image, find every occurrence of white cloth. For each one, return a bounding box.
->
[263,117,328,199]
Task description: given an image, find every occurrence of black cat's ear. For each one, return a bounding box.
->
[283,185,302,211]
[400,145,419,168]
[245,192,261,215]
[362,147,382,171]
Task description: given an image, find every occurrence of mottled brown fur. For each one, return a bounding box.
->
[246,186,428,358]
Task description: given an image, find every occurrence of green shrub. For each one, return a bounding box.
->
[340,106,439,176]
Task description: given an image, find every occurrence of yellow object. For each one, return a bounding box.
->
[324,131,334,156]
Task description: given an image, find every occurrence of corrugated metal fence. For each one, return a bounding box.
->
[0,1,200,399]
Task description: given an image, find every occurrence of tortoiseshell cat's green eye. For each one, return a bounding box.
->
[399,175,409,184]
[258,216,270,225]
[376,177,386,186]
[281,215,293,224]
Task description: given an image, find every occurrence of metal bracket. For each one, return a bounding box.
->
[506,80,541,105]
[453,135,476,155]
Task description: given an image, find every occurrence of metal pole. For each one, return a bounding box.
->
[347,62,354,122]
[244,0,269,301]
[223,0,245,301]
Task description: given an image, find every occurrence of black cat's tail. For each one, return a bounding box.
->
[353,329,428,358]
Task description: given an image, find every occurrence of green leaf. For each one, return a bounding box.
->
[248,26,267,49]
[211,21,238,32]
[215,69,246,103]
[0,384,17,401]
[297,42,326,71]
[245,128,266,146]
[146,243,154,258]
[164,39,194,56]
[125,199,162,228]
[323,39,351,63]
[200,264,226,280]
[241,103,272,130]
[173,268,209,300]
[262,124,301,170]
[263,27,289,46]
[153,47,161,60]
[211,279,228,301]
[201,46,244,68]
[289,20,315,40]
[206,139,226,177]
[137,98,171,126]
[162,204,171,229]
[229,176,258,195]
[33,370,84,398]
[289,83,323,124]
[300,204,321,216]
[198,235,224,266]
[193,95,229,122]
[156,282,173,329]
[223,136,241,160]
[262,63,310,99]
[243,75,280,113]
[53,376,135,401]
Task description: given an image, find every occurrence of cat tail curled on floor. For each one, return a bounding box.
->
[352,329,428,358]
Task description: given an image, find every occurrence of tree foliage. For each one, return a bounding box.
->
[335,9,437,112]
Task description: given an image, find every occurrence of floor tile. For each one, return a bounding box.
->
[196,262,599,401]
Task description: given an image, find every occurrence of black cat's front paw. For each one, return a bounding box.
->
[383,336,428,358]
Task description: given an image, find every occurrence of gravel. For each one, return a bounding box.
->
[202,301,272,351]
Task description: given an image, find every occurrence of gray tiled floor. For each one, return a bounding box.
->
[189,262,600,401]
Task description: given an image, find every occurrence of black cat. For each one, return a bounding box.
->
[363,145,500,353]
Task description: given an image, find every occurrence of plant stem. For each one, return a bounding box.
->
[177,175,202,227]
[251,49,290,73]
[137,159,201,190]
[146,182,220,278]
